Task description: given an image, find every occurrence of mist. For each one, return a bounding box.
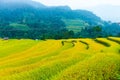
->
[33,0,120,22]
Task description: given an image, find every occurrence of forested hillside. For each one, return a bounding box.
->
[0,0,120,39]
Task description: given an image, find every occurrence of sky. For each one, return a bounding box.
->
[33,0,120,22]
[33,0,120,9]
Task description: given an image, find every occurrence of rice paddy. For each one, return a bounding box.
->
[0,37,120,80]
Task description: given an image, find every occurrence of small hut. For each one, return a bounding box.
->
[3,37,9,40]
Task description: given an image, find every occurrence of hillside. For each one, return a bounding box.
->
[0,37,120,80]
[63,19,89,33]
[0,0,120,39]
[0,0,46,8]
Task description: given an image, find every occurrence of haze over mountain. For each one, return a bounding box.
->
[0,0,46,8]
[34,0,120,22]
[88,5,120,22]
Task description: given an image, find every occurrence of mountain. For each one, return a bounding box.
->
[0,0,119,39]
[88,5,120,22]
[0,0,46,8]
[0,0,102,24]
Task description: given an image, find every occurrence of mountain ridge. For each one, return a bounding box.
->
[0,0,46,8]
[0,0,119,39]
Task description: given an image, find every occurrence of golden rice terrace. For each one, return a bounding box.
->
[0,37,120,80]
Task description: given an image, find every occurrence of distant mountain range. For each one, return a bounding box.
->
[0,0,46,8]
[0,0,120,39]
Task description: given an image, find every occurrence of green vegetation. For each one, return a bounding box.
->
[63,19,89,33]
[9,23,30,31]
[0,0,120,39]
[0,37,119,80]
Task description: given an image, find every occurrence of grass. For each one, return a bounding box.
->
[9,23,30,31]
[0,37,120,80]
[62,19,89,33]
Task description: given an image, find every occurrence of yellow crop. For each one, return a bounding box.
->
[0,37,119,80]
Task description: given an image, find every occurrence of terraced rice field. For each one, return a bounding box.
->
[0,37,120,80]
